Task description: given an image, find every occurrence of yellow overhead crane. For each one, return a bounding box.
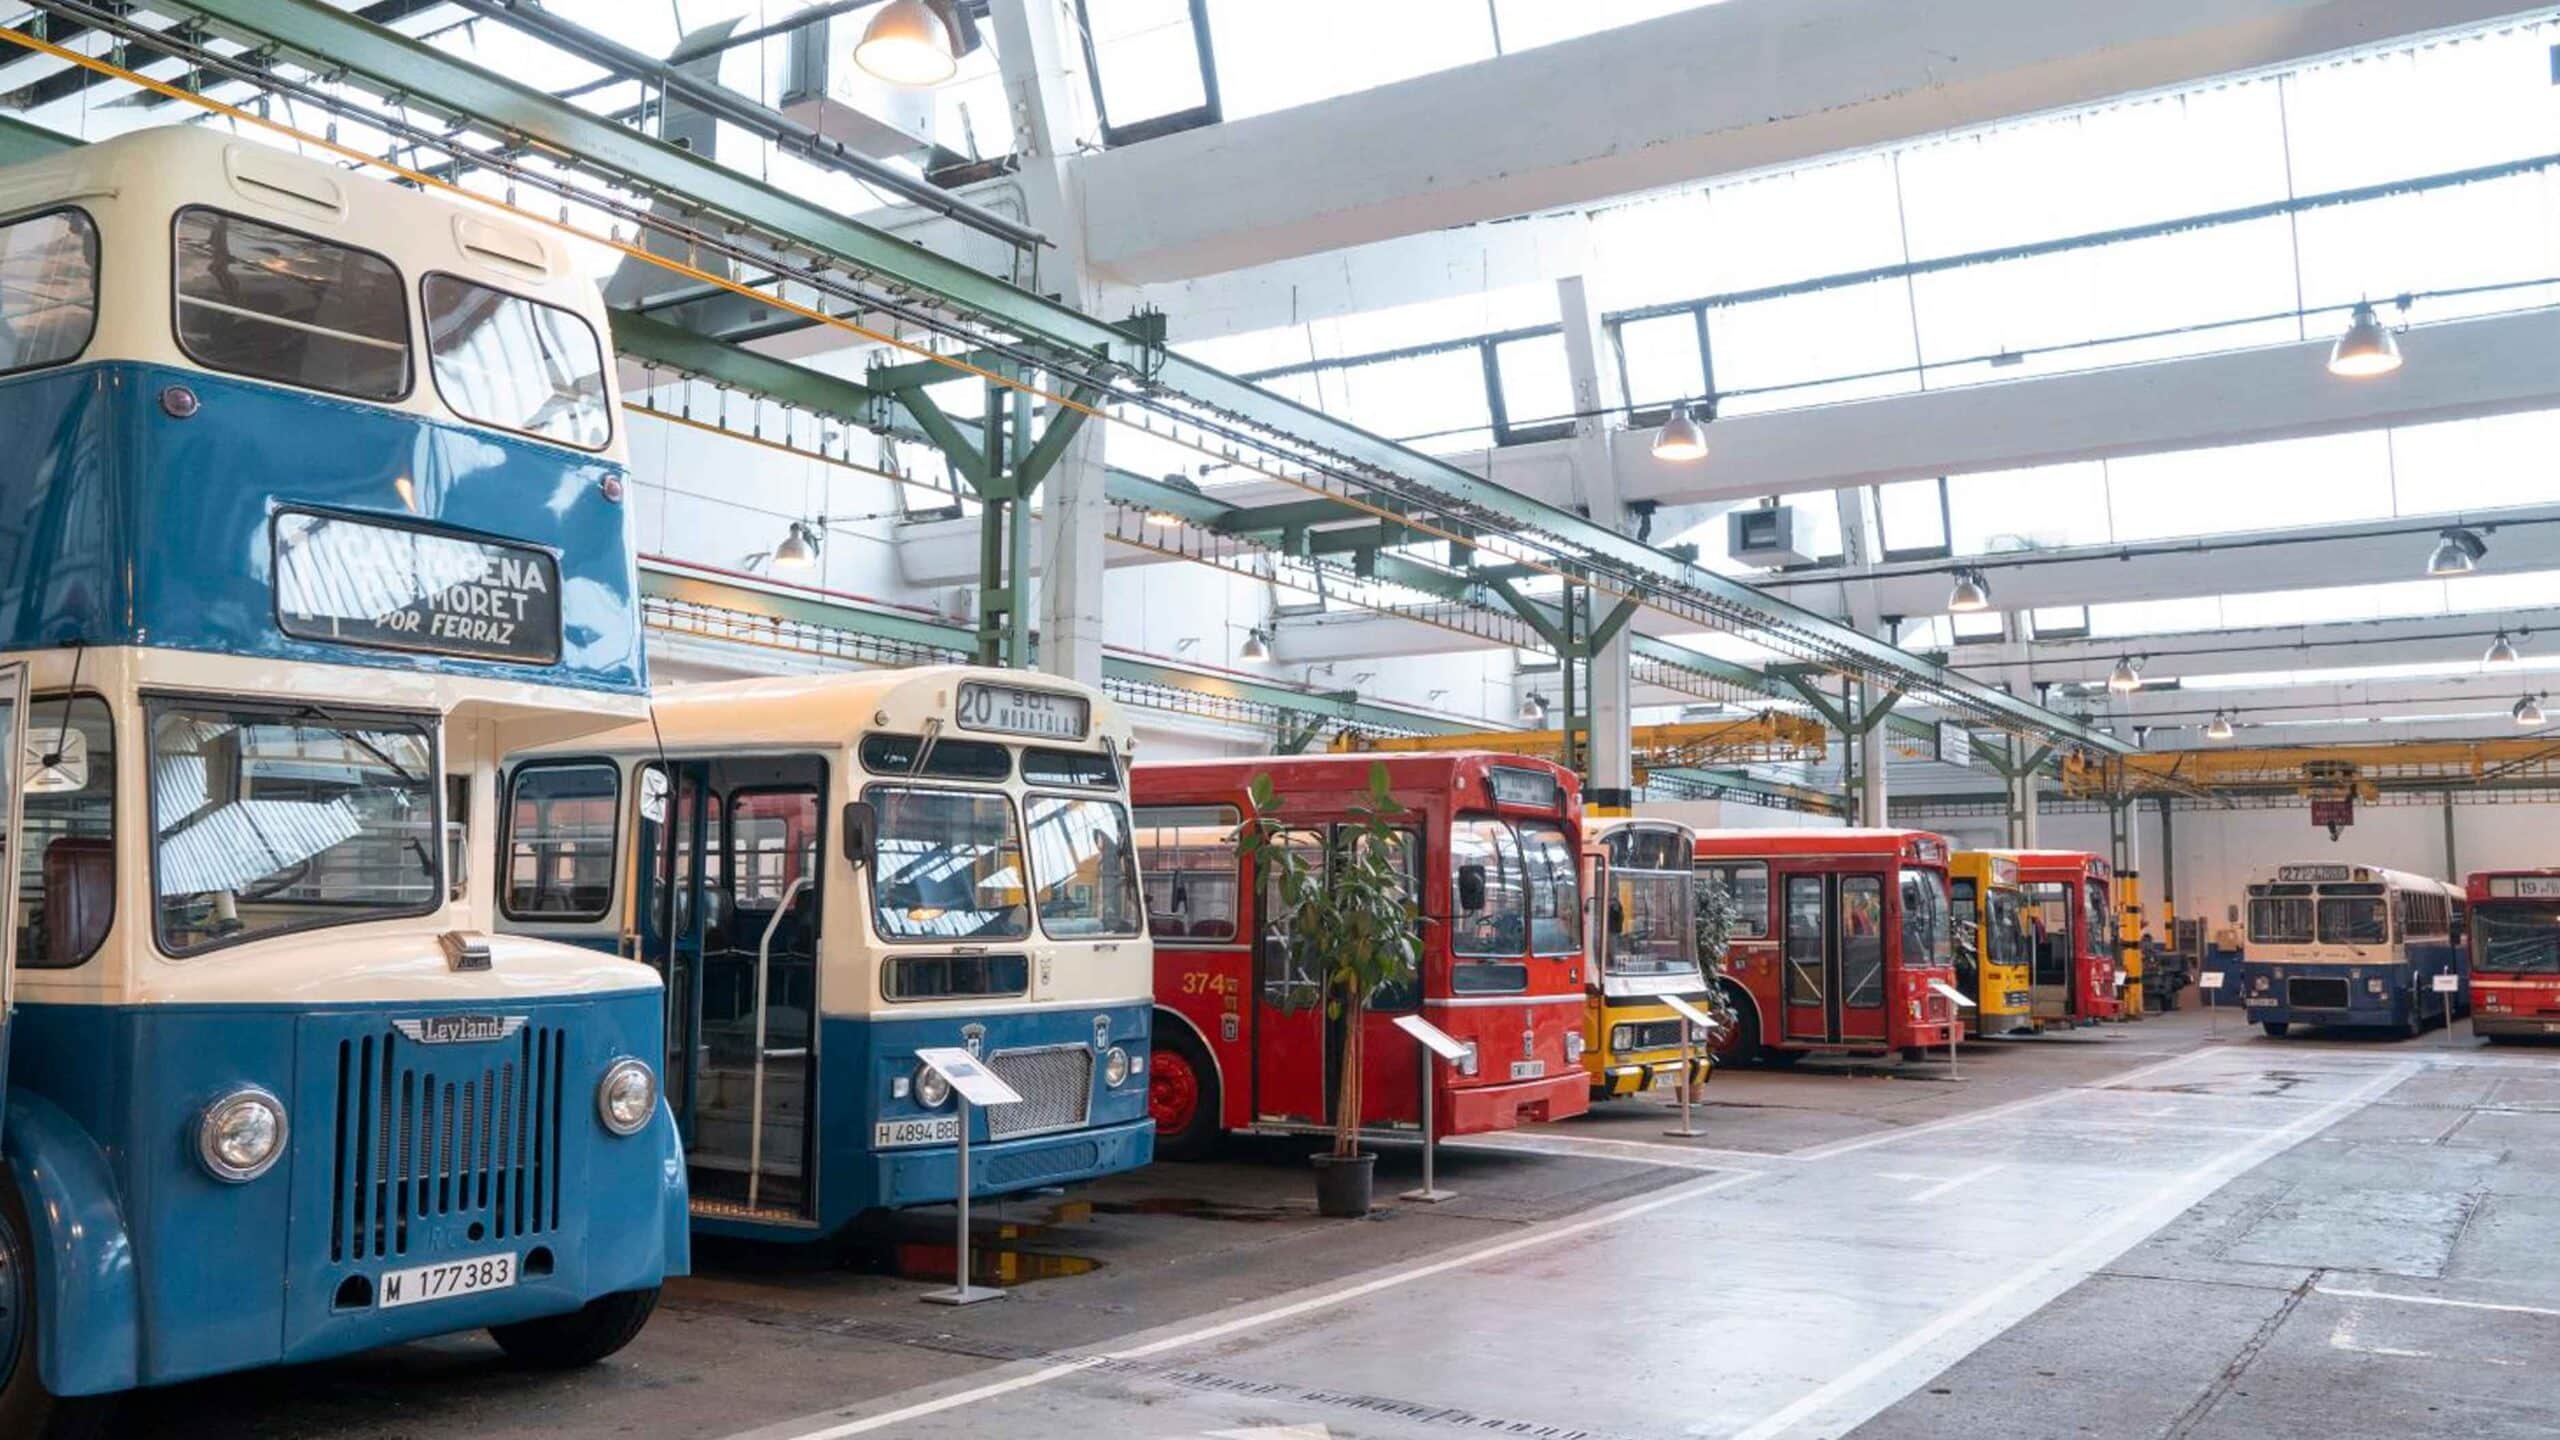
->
[1332,711,1829,772]
[2062,735,2560,801]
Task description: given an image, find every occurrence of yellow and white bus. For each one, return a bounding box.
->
[1951,851,2033,1037]
[1580,818,1711,1099]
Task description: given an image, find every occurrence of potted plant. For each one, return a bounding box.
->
[1693,873,1743,1090]
[1240,763,1419,1218]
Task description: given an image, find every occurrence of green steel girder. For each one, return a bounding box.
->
[639,564,1489,738]
[0,115,74,166]
[170,0,2124,756]
[611,310,879,420]
[1015,389,1100,492]
[1589,595,1642,654]
[895,386,996,492]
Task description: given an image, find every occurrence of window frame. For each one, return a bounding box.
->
[0,205,100,381]
[1134,803,1245,947]
[1874,477,1954,563]
[1698,860,1772,940]
[18,688,116,970]
[1071,0,1225,147]
[143,691,445,959]
[418,269,614,452]
[168,205,415,404]
[1023,790,1145,941]
[862,781,1032,945]
[499,757,622,924]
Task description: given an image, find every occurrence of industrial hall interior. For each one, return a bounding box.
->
[0,1,2556,1438]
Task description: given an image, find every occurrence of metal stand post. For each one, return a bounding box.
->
[923,1095,1005,1306]
[1401,1052,1456,1203]
[1947,998,1961,1079]
[1665,1020,1705,1138]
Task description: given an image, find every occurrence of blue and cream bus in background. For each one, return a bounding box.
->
[0,127,688,1434]
[2240,863,2466,1037]
[500,668,1154,1242]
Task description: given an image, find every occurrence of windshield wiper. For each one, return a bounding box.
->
[289,704,425,788]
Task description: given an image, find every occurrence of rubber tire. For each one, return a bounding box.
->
[488,1286,660,1370]
[2261,1022,2290,1038]
[1148,1022,1222,1162]
[1900,1046,1928,1063]
[0,1180,116,1440]
[1713,981,1763,1067]
[1759,1047,1806,1068]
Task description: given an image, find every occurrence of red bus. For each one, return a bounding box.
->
[1132,753,1594,1156]
[2467,870,2558,1041]
[1695,828,1961,1063]
[2010,850,2121,1025]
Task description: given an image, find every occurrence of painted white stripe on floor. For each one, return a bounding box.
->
[718,1169,1770,1440]
[2316,1286,2560,1320]
[1723,1060,2417,1440]
[1905,1163,2005,1203]
[1448,1129,1785,1169]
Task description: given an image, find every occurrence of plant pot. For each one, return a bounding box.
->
[1309,1152,1376,1218]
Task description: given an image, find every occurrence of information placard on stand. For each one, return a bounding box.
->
[915,1048,1023,1306]
[2199,972,2224,1034]
[1660,995,1719,1138]
[1392,1016,1468,1202]
[1927,981,1975,1075]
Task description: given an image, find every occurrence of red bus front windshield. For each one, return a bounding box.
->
[1901,868,1954,971]
[2478,903,2560,974]
[1448,815,1578,993]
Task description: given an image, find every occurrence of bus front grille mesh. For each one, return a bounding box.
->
[984,1046,1092,1139]
[329,1026,566,1262]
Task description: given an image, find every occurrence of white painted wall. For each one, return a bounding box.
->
[625,408,909,603]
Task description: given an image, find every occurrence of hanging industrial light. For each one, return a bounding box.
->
[1946,567,1993,613]
[854,0,959,86]
[2427,527,2486,577]
[2106,656,2143,694]
[1238,627,1271,662]
[1519,690,1550,724]
[2486,631,2521,666]
[2327,300,2403,378]
[1651,399,1711,463]
[2514,693,2548,727]
[2205,711,2235,741]
[772,519,822,569]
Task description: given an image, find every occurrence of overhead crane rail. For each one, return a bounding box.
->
[2065,735,2560,800]
[1334,712,1830,771]
[37,0,2122,756]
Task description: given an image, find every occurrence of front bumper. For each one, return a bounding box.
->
[1592,1054,1713,1098]
[1443,1068,1588,1132]
[871,1116,1155,1209]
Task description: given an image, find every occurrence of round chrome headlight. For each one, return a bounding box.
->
[598,1058,658,1137]
[1610,1024,1634,1053]
[1103,1046,1131,1087]
[915,1062,953,1109]
[198,1087,288,1183]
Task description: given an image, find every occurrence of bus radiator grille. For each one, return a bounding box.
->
[328,1026,568,1262]
[2287,977,2351,1010]
[984,1140,1100,1190]
[984,1046,1093,1140]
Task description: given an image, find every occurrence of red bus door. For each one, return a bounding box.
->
[1254,828,1330,1124]
[1781,872,1890,1045]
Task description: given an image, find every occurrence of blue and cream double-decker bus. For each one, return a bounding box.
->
[0,127,687,1433]
[501,668,1154,1241]
[2240,862,2466,1037]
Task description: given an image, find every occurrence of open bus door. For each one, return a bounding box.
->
[1780,871,1890,1046]
[0,665,23,1118]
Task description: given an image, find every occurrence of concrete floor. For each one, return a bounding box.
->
[117,1010,2560,1439]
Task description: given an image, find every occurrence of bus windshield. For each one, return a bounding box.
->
[1607,869,1696,978]
[868,786,1030,941]
[2249,892,2312,944]
[1905,869,1954,968]
[2478,904,2560,974]
[2318,893,2388,945]
[1025,795,1142,938]
[150,701,439,953]
[1987,889,2025,966]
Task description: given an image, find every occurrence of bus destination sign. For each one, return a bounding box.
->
[2490,876,2560,899]
[956,680,1089,740]
[274,509,562,665]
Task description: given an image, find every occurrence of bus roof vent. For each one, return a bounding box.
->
[224,145,346,220]
[453,214,552,279]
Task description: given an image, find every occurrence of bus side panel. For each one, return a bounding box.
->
[1154,947,1254,1132]
[4,1084,142,1398]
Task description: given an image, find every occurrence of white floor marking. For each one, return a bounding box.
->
[722,1169,1770,1440]
[1447,1128,1784,1169]
[1905,1162,2005,1203]
[2327,1306,2524,1367]
[1721,1060,2418,1440]
[2315,1286,2560,1320]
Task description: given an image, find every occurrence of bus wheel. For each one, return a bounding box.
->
[1149,1025,1221,1161]
[1713,982,1763,1066]
[489,1287,660,1370]
[2260,1022,2289,1038]
[0,1179,115,1440]
[1760,1048,1805,1068]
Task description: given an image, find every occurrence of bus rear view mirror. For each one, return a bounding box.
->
[1457,863,1487,912]
[842,801,878,869]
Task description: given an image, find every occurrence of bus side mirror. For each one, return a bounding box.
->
[445,820,469,902]
[841,801,878,869]
[1610,899,1627,935]
[1457,864,1487,913]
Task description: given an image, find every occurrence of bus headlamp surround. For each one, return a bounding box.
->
[1103,1046,1132,1087]
[198,1086,288,1183]
[598,1058,658,1137]
[915,1062,953,1109]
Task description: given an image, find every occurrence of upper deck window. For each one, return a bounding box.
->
[422,272,610,450]
[174,207,410,402]
[0,208,98,377]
